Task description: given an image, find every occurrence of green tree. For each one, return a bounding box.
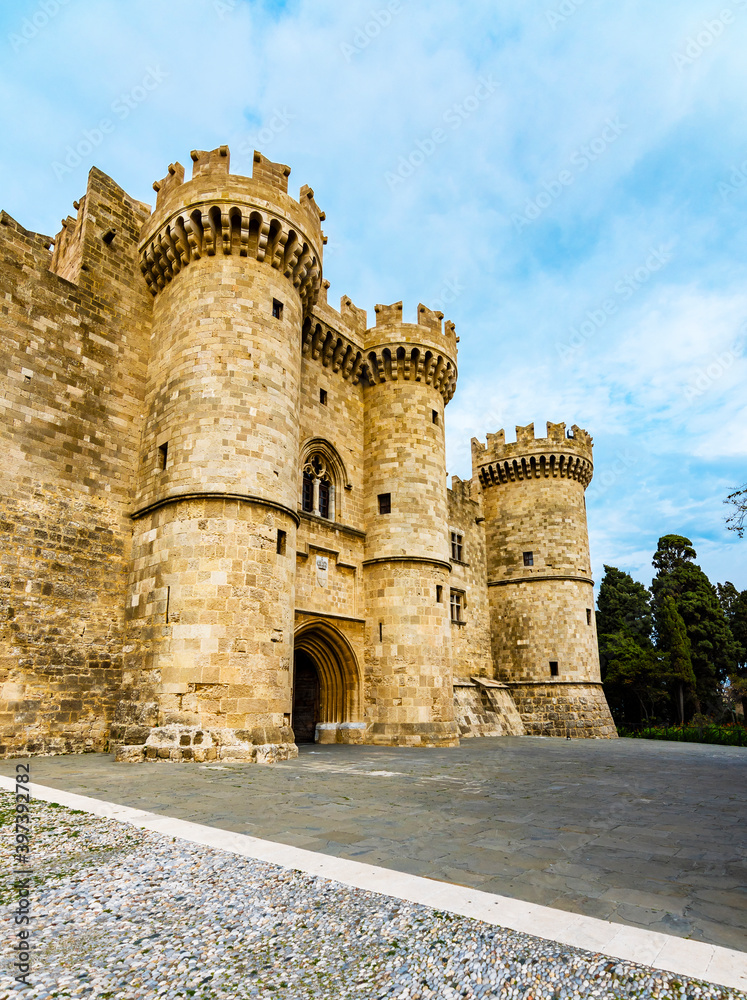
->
[654,594,696,723]
[651,534,696,578]
[717,581,747,716]
[596,566,656,724]
[717,582,747,668]
[596,565,653,645]
[602,633,669,723]
[652,536,738,715]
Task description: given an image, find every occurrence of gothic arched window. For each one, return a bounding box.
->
[302,453,335,521]
[302,470,314,513]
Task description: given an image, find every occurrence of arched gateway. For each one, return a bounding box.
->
[292,621,363,744]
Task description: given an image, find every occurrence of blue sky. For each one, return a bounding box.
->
[1,0,745,593]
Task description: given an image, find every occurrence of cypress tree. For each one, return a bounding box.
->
[654,594,696,722]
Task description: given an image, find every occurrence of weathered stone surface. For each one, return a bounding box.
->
[123,726,150,745]
[453,679,525,737]
[254,742,298,764]
[114,745,146,763]
[506,682,617,738]
[219,745,257,762]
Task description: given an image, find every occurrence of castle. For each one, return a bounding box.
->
[0,145,616,763]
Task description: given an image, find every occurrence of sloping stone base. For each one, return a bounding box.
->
[366,721,460,747]
[505,682,617,738]
[453,678,525,737]
[315,722,367,745]
[113,724,298,763]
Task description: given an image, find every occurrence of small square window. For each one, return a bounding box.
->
[320,388,327,405]
[450,590,464,623]
[450,532,463,562]
[378,493,391,515]
[550,661,559,677]
[432,409,438,424]
[277,530,286,555]
[436,585,443,603]
[523,551,534,567]
[158,442,168,471]
[586,608,592,625]
[102,228,116,246]
[272,298,283,319]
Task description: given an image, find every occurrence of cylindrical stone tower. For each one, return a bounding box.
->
[117,146,324,762]
[473,421,616,738]
[362,302,460,747]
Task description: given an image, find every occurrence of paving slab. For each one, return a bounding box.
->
[1,734,745,955]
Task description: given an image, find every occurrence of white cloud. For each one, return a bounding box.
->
[0,0,745,589]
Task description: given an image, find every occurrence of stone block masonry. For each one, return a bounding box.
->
[0,144,615,760]
[474,422,615,737]
[0,166,152,757]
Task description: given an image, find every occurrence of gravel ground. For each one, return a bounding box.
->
[1,791,745,1000]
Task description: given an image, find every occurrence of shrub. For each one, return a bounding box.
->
[618,721,747,747]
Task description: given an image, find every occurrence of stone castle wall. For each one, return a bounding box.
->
[0,146,616,759]
[474,423,615,737]
[363,560,456,746]
[361,307,460,747]
[0,169,152,757]
[447,476,493,680]
[506,682,617,738]
[114,148,324,761]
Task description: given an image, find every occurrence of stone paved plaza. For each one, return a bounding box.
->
[2,736,745,954]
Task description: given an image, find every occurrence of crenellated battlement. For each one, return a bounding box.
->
[341,295,367,335]
[253,150,290,191]
[152,161,186,210]
[361,300,459,403]
[370,300,457,344]
[472,422,593,489]
[449,475,479,505]
[139,145,325,314]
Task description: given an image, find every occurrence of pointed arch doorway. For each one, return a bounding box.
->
[292,620,362,744]
[292,651,319,743]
